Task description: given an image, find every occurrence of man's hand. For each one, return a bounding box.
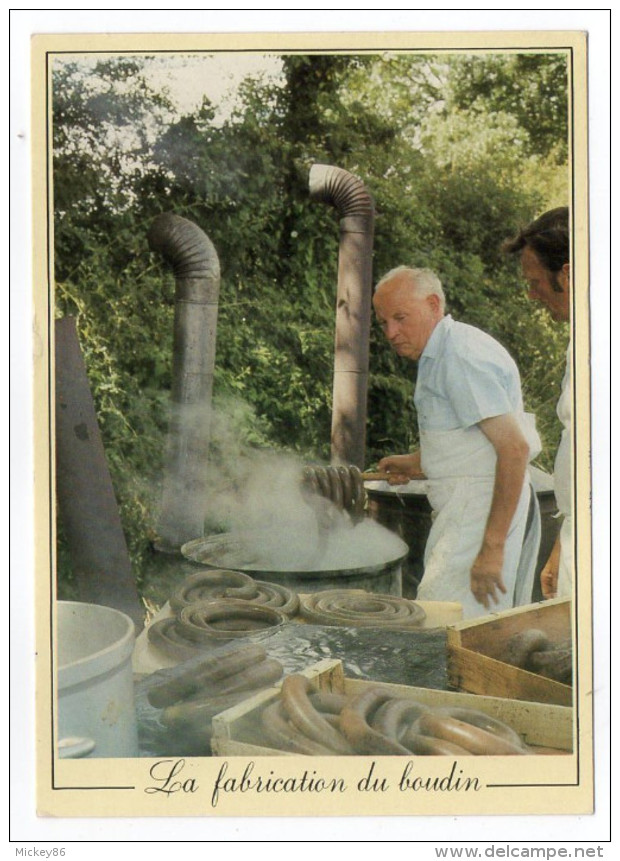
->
[470,543,507,609]
[377,451,426,485]
[540,566,558,600]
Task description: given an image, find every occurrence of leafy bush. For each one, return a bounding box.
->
[52,52,570,598]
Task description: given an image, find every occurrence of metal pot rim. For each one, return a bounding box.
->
[181,534,409,578]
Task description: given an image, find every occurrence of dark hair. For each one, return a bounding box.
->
[502,207,569,273]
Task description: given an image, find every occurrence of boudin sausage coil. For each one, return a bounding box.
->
[430,706,528,750]
[400,729,474,756]
[280,675,355,755]
[147,642,268,708]
[169,569,254,612]
[261,700,340,756]
[370,697,430,741]
[308,691,349,715]
[161,689,256,731]
[299,590,426,630]
[340,688,413,755]
[170,569,300,617]
[301,464,366,521]
[500,629,550,668]
[221,581,300,617]
[178,600,287,643]
[527,644,573,684]
[147,616,207,663]
[412,712,528,756]
[159,660,283,726]
[182,657,283,701]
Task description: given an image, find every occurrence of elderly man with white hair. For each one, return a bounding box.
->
[373,266,541,619]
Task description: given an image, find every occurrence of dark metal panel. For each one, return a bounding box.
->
[55,316,144,629]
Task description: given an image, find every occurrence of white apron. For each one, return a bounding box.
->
[554,344,573,598]
[416,423,541,619]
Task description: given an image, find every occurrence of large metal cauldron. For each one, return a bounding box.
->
[365,466,562,600]
[181,526,409,597]
[365,480,432,598]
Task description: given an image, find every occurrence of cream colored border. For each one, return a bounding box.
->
[31,29,592,821]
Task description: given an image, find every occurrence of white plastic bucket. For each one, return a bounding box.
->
[57,601,138,758]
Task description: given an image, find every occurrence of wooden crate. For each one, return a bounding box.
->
[211,657,573,757]
[446,597,572,706]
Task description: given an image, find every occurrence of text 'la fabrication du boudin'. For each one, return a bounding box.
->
[144,758,482,808]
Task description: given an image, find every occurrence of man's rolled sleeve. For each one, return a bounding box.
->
[445,353,515,428]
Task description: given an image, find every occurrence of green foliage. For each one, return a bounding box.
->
[447,54,569,164]
[52,51,570,596]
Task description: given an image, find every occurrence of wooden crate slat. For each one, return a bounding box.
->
[211,659,573,756]
[446,598,572,705]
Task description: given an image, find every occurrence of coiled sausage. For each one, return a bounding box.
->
[281,675,354,755]
[340,688,412,755]
[413,712,528,755]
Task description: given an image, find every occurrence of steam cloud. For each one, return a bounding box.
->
[199,398,406,572]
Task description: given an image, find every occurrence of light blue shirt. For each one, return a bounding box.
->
[414,315,525,431]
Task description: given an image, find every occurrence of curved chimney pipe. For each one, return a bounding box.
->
[148,212,220,550]
[309,163,375,468]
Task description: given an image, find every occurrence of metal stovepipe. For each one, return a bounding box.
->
[309,164,375,469]
[148,212,220,550]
